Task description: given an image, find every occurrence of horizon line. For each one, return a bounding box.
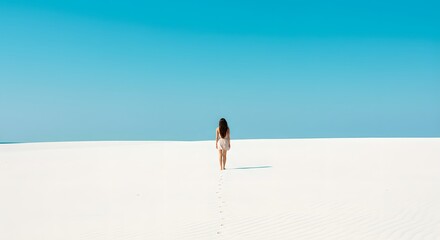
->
[2,136,440,144]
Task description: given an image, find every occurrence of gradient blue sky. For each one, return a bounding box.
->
[1,0,439,142]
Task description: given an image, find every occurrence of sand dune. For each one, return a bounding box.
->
[1,138,439,239]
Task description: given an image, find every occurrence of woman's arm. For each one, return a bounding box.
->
[215,128,219,149]
[228,129,231,148]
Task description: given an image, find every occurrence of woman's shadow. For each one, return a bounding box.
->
[229,165,272,170]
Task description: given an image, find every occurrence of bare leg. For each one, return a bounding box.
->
[222,151,227,170]
[218,150,223,170]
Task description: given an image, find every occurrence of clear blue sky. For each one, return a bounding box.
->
[1,0,439,142]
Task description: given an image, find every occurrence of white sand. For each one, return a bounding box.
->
[1,138,439,240]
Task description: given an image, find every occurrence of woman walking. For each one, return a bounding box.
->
[216,118,231,170]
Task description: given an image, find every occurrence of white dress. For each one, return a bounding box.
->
[218,132,230,151]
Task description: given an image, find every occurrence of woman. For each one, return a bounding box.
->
[216,118,231,170]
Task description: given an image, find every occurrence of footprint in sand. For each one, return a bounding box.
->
[217,172,226,238]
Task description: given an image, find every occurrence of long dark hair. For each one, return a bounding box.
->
[219,118,229,138]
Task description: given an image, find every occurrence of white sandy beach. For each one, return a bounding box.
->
[0,138,439,239]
